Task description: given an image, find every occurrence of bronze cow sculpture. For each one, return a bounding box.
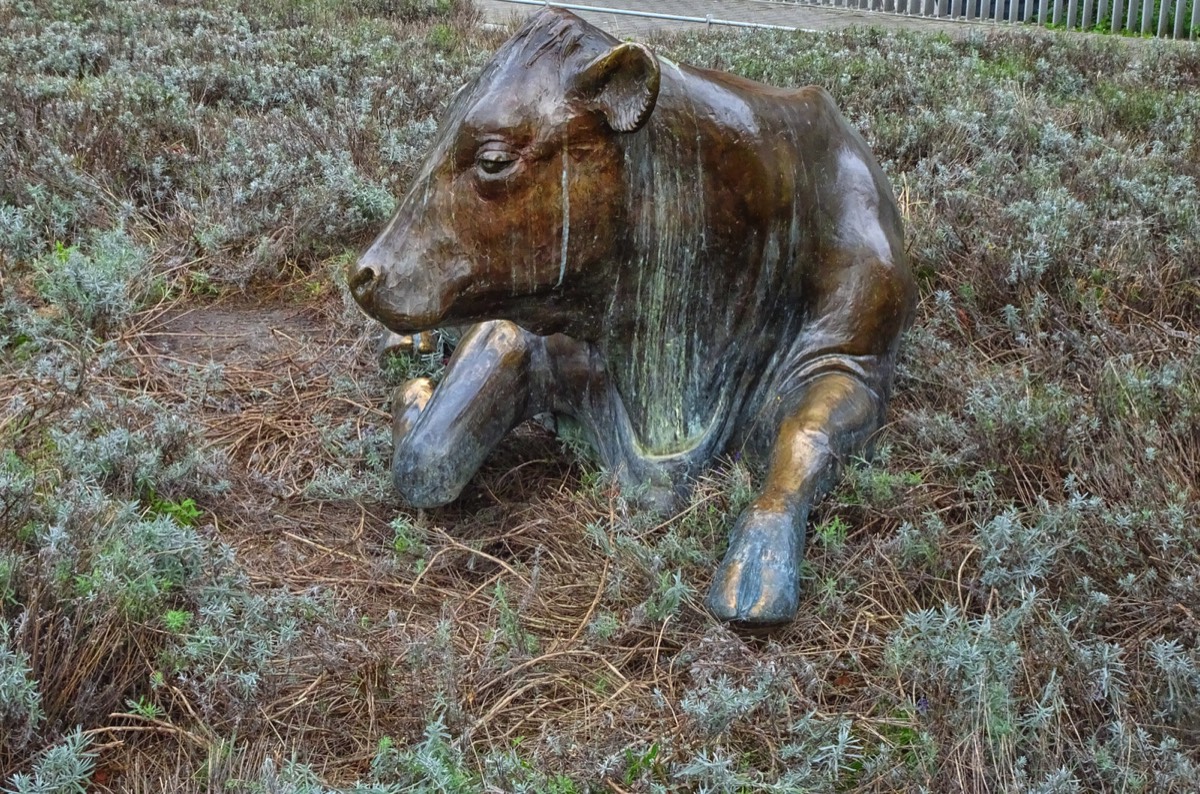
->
[348,9,916,626]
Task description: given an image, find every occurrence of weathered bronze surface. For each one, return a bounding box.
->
[349,8,916,626]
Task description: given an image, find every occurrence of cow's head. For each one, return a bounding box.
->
[348,9,660,335]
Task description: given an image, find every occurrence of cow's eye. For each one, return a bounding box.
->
[475,146,518,177]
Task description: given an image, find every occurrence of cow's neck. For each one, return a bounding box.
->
[600,62,812,458]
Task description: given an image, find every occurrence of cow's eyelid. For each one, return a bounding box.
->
[474,145,519,176]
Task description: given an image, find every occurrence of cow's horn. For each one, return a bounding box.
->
[576,42,660,133]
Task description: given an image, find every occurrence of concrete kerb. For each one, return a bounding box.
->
[475,0,1004,38]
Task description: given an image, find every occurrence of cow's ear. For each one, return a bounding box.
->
[575,42,660,133]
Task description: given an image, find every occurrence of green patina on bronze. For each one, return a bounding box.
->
[348,9,916,627]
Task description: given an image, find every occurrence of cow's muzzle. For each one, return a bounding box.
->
[347,250,467,334]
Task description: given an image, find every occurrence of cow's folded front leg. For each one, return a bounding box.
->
[391,320,542,508]
[707,370,883,626]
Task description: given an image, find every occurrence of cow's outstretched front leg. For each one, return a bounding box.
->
[707,371,883,626]
[391,320,541,508]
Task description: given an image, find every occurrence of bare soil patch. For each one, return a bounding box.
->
[129,298,385,498]
[144,304,326,369]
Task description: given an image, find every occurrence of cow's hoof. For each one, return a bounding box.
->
[392,457,462,508]
[377,331,438,362]
[392,432,474,508]
[706,508,804,627]
[391,378,434,448]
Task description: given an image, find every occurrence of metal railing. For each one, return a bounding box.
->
[783,0,1199,38]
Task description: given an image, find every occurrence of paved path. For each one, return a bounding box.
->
[476,0,998,37]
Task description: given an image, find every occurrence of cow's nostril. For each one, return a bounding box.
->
[349,264,377,297]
